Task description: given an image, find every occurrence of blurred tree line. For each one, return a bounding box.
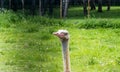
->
[0,0,120,17]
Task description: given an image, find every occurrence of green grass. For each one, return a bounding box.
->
[0,6,120,72]
[69,28,120,72]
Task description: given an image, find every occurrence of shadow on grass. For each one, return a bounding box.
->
[53,6,120,19]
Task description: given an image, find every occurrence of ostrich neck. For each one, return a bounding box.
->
[61,39,69,59]
[61,39,71,72]
[61,39,69,54]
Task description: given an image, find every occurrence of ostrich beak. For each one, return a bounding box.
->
[53,32,58,35]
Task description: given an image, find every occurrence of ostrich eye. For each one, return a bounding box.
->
[64,33,68,35]
[60,32,68,36]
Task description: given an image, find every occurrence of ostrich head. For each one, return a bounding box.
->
[53,30,69,41]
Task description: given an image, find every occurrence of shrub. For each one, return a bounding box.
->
[76,19,120,29]
[27,16,64,26]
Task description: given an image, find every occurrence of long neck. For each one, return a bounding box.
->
[61,39,71,72]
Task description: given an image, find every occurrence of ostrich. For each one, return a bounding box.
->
[53,30,71,72]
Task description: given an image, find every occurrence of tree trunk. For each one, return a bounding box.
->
[0,0,4,9]
[71,0,75,6]
[87,0,90,18]
[62,0,65,17]
[9,0,11,9]
[12,0,18,11]
[41,0,47,16]
[48,0,54,15]
[107,0,110,11]
[83,0,87,16]
[39,0,42,15]
[90,0,96,10]
[60,0,62,18]
[21,0,24,13]
[31,0,36,15]
[63,0,69,18]
[0,0,1,8]
[98,0,102,12]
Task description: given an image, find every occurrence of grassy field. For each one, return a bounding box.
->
[0,6,120,72]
